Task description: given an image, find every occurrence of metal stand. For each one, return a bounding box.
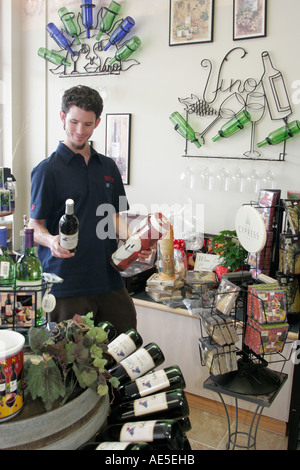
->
[203,370,288,450]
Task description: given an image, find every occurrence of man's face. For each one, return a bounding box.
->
[60,105,100,151]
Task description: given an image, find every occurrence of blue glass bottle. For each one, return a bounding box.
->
[81,0,95,39]
[46,23,76,56]
[104,16,135,51]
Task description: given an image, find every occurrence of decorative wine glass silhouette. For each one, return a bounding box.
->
[244,91,266,158]
[199,92,245,144]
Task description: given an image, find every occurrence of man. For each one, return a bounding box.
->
[29,85,141,334]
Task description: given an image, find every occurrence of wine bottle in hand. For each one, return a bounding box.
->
[59,199,79,253]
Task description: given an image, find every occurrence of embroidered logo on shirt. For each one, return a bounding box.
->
[31,204,36,211]
[104,175,114,183]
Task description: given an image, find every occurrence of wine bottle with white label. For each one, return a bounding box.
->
[59,199,79,253]
[96,419,185,450]
[108,388,189,425]
[0,226,15,287]
[78,441,152,450]
[108,342,165,386]
[97,320,117,342]
[115,365,185,403]
[105,328,143,368]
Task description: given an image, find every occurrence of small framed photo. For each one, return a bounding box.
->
[105,113,131,185]
[169,0,214,46]
[233,0,267,40]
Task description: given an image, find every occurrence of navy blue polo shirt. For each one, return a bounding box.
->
[30,142,129,298]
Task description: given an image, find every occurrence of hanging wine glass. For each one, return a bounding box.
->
[231,168,245,192]
[180,165,195,189]
[199,92,245,144]
[244,91,266,158]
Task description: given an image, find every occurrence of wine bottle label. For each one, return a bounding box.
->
[96,442,131,450]
[107,333,137,362]
[10,379,17,393]
[0,382,5,393]
[136,369,170,397]
[120,420,156,442]
[134,391,168,417]
[59,232,78,250]
[120,348,155,381]
[0,261,10,278]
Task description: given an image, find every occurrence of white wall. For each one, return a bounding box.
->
[11,0,300,247]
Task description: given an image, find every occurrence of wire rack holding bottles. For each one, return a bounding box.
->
[0,273,63,332]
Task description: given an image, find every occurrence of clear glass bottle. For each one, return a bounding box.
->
[0,226,15,287]
[169,111,201,148]
[16,228,43,326]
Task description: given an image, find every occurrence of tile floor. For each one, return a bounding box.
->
[186,405,288,450]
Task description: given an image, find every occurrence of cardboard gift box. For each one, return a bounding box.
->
[244,317,288,355]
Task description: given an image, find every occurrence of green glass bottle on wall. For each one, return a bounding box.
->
[58,7,81,45]
[96,1,121,40]
[0,226,15,287]
[109,36,141,65]
[212,110,251,141]
[16,228,43,326]
[169,112,201,148]
[257,120,300,147]
[38,48,71,67]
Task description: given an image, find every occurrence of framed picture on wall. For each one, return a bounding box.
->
[105,113,131,185]
[233,0,267,40]
[169,0,214,46]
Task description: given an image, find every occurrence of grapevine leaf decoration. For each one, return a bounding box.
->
[26,359,65,411]
[24,313,119,411]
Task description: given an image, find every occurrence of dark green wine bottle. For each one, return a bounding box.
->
[96,419,185,450]
[212,109,251,141]
[105,328,143,368]
[108,342,165,386]
[78,441,152,450]
[257,120,300,147]
[108,388,189,424]
[115,365,185,403]
[97,320,117,342]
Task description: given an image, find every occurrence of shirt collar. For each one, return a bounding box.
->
[57,142,100,165]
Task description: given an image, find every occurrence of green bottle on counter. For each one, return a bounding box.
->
[212,110,251,141]
[16,228,43,326]
[170,112,201,148]
[257,120,300,147]
[0,226,15,287]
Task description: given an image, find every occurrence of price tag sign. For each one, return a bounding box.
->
[194,253,221,272]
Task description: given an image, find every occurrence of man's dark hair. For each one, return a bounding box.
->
[61,85,103,120]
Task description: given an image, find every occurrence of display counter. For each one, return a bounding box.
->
[133,292,295,435]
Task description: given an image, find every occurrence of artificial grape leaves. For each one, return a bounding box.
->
[26,359,65,411]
